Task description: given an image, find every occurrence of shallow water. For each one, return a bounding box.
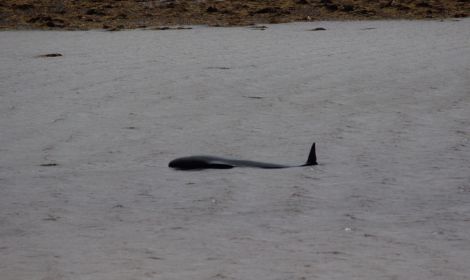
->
[1,19,469,279]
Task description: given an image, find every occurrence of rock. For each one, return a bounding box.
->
[28,15,66,28]
[149,26,192,31]
[325,4,338,11]
[13,4,34,10]
[151,26,171,30]
[206,6,218,13]
[107,25,125,31]
[86,9,106,16]
[249,25,268,30]
[308,27,326,31]
[254,7,281,14]
[416,2,432,8]
[39,163,59,166]
[36,53,63,58]
[343,4,355,12]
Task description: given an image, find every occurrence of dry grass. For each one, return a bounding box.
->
[1,0,468,30]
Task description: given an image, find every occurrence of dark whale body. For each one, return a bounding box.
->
[169,142,317,170]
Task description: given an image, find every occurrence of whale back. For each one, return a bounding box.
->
[168,156,233,170]
[168,142,317,170]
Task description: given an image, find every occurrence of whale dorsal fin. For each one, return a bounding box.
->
[305,142,317,166]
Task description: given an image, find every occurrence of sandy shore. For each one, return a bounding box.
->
[1,19,469,279]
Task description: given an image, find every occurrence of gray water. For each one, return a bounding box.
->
[1,19,469,280]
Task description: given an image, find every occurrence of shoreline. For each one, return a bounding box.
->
[1,0,468,31]
[0,17,466,32]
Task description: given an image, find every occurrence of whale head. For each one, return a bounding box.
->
[169,156,234,170]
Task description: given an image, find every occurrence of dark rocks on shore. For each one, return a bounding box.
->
[28,15,66,28]
[1,0,468,30]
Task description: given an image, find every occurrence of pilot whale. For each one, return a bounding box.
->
[169,142,317,170]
